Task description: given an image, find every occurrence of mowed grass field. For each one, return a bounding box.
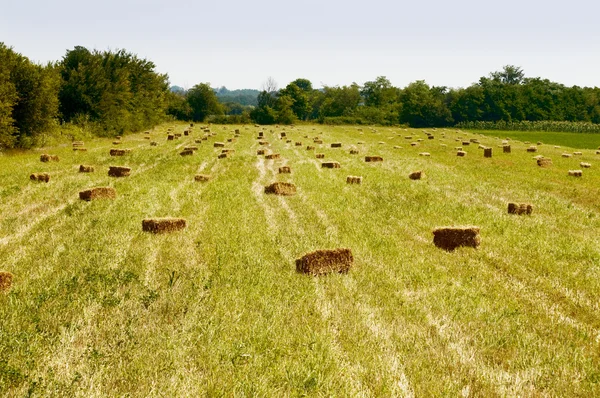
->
[1,124,600,397]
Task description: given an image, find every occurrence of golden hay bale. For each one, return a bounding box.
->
[484,147,492,158]
[410,142,418,147]
[306,146,315,150]
[562,153,572,158]
[279,166,291,174]
[40,154,59,162]
[526,146,537,152]
[257,149,265,155]
[110,149,130,156]
[72,141,85,147]
[195,139,202,144]
[30,173,50,182]
[428,135,435,140]
[194,174,211,182]
[462,141,470,146]
[286,139,292,143]
[116,136,122,140]
[349,149,359,154]
[73,147,88,152]
[503,145,511,153]
[167,135,174,141]
[79,187,116,201]
[113,141,122,145]
[331,143,342,148]
[79,165,94,173]
[214,142,225,148]
[537,158,552,167]
[180,149,194,156]
[537,141,543,145]
[365,156,383,162]
[573,151,582,156]
[202,136,208,141]
[394,146,402,149]
[419,152,430,157]
[174,133,182,137]
[322,161,341,169]
[218,153,229,159]
[404,136,413,140]
[264,182,297,195]
[433,227,480,251]
[470,138,479,143]
[596,150,600,155]
[580,162,591,168]
[142,218,186,234]
[316,153,325,159]
[108,166,131,177]
[0,271,13,293]
[280,132,287,137]
[145,131,150,134]
[184,130,189,136]
[295,248,353,275]
[258,141,269,146]
[184,146,198,151]
[568,170,583,177]
[144,136,151,140]
[314,139,323,144]
[346,176,362,184]
[150,141,158,146]
[265,153,280,160]
[457,151,466,157]
[258,131,264,137]
[409,170,423,180]
[227,138,236,143]
[235,129,240,134]
[508,202,533,215]
[222,148,235,154]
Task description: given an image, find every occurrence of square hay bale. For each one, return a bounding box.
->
[195,139,202,144]
[257,149,265,155]
[258,131,264,137]
[194,174,211,182]
[573,151,582,156]
[316,153,325,159]
[286,139,292,143]
[322,161,341,169]
[508,202,533,215]
[562,153,572,158]
[144,131,150,134]
[433,227,480,251]
[419,152,431,157]
[314,139,323,144]
[184,146,198,151]
[527,146,538,153]
[265,153,280,160]
[457,151,467,157]
[306,146,315,150]
[295,248,353,275]
[167,135,174,141]
[227,138,236,143]
[235,129,240,134]
[264,182,297,195]
[428,135,435,140]
[404,136,413,140]
[218,153,229,159]
[568,170,583,177]
[72,141,85,147]
[295,142,303,146]
[357,141,364,145]
[346,176,362,184]
[113,141,122,145]
[409,170,423,180]
[537,158,552,167]
[180,149,194,156]
[73,147,88,152]
[331,143,342,148]
[0,271,13,293]
[580,162,591,168]
[279,166,291,174]
[110,149,131,156]
[184,130,189,136]
[259,141,269,146]
[410,142,418,147]
[30,173,50,182]
[150,141,158,146]
[214,142,225,148]
[596,150,600,155]
[79,165,94,173]
[462,141,470,146]
[470,138,479,143]
[365,156,383,162]
[537,141,543,145]
[174,133,182,138]
[349,149,359,155]
[79,187,116,201]
[222,148,235,154]
[202,136,208,141]
[142,218,186,234]
[484,147,492,158]
[455,147,463,150]
[108,166,131,177]
[144,136,151,140]
[116,136,122,140]
[503,145,511,153]
[280,132,287,137]
[394,146,402,149]
[40,154,59,162]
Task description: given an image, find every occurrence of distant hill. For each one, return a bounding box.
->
[215,87,259,107]
[170,85,185,94]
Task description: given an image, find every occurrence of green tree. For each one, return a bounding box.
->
[186,83,223,122]
[398,81,452,127]
[279,79,314,120]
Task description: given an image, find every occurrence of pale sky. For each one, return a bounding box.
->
[2,0,599,90]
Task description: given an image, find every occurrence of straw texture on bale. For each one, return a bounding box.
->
[350,149,359,155]
[30,173,50,182]
[322,161,341,169]
[79,165,94,173]
[419,152,430,157]
[316,153,325,159]
[365,156,383,162]
[314,139,323,144]
[562,153,572,158]
[113,141,122,145]
[568,170,583,177]
[295,142,302,146]
[184,130,189,136]
[428,135,434,140]
[265,153,280,160]
[79,187,116,201]
[409,171,423,180]
[257,149,265,155]
[73,147,88,152]
[279,166,291,174]
[346,176,362,184]
[331,143,342,148]
[108,166,131,177]
[484,147,492,158]
[580,162,591,168]
[142,218,187,234]
[306,146,315,150]
[295,248,353,276]
[457,151,467,157]
[194,174,211,182]
[264,182,297,196]
[40,154,59,162]
[184,146,198,151]
[214,142,225,148]
[462,141,470,146]
[150,141,158,146]
[508,203,533,215]
[180,149,194,156]
[167,135,174,141]
[227,138,236,143]
[110,149,131,156]
[218,153,229,159]
[537,158,552,167]
[527,146,538,152]
[259,141,269,146]
[433,227,480,251]
[72,141,85,147]
[503,145,511,153]
[0,271,13,293]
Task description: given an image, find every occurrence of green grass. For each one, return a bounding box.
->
[1,125,600,396]
[468,129,600,149]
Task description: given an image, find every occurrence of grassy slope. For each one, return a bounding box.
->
[469,129,600,150]
[1,125,599,396]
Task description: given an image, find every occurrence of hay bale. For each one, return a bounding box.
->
[264,182,297,195]
[180,149,194,156]
[508,203,533,215]
[194,174,211,182]
[537,158,552,167]
[167,135,174,141]
[40,154,59,162]
[580,162,591,168]
[503,145,511,153]
[265,153,280,160]
[279,166,291,174]
[410,142,418,147]
[365,156,383,162]
[295,142,302,146]
[428,135,435,140]
[79,165,94,173]
[194,139,202,144]
[568,170,583,177]
[433,227,480,251]
[142,218,186,234]
[331,143,342,148]
[221,148,235,154]
[113,141,122,145]
[150,141,158,146]
[257,149,265,155]
[79,187,116,201]
[108,166,131,177]
[184,146,198,151]
[314,139,323,144]
[562,153,572,158]
[144,136,151,140]
[537,141,543,145]
[462,141,470,146]
[258,141,269,146]
[419,152,431,157]
[316,153,325,159]
[457,151,467,157]
[72,141,85,147]
[394,146,402,149]
[484,147,492,158]
[404,136,413,140]
[596,150,600,155]
[349,149,359,155]
[116,136,122,140]
[235,129,240,134]
[470,138,479,144]
[184,130,189,136]
[527,146,538,153]
[30,173,50,182]
[218,153,229,159]
[409,170,423,180]
[280,132,287,138]
[214,142,225,148]
[322,161,340,169]
[110,149,130,156]
[573,152,582,156]
[73,147,88,151]
[346,176,362,184]
[227,138,236,143]
[0,271,13,293]
[306,146,315,150]
[174,133,182,138]
[295,248,353,275]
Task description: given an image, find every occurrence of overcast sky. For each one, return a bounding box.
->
[2,0,599,90]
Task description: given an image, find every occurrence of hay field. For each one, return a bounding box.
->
[1,124,599,397]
